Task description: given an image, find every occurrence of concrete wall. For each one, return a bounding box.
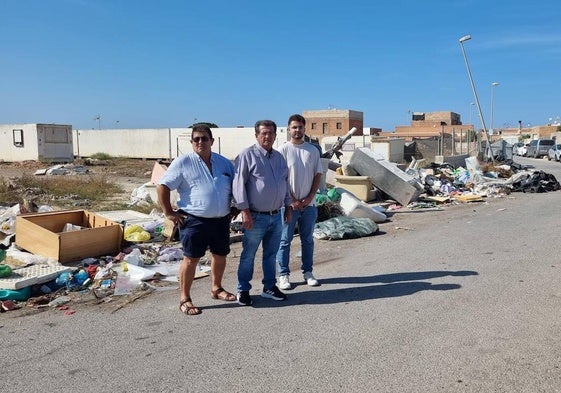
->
[73,127,290,161]
[0,123,73,162]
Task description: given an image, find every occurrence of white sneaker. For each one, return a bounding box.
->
[278,275,292,290]
[303,271,319,287]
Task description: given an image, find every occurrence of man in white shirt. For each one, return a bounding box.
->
[276,114,323,289]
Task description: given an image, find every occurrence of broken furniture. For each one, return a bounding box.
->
[334,175,378,202]
[16,209,123,264]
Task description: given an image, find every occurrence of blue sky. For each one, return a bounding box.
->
[1,0,560,131]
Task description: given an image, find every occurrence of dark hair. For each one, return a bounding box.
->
[192,124,213,139]
[288,114,306,126]
[254,120,277,135]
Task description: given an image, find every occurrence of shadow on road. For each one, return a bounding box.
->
[319,270,478,284]
[200,270,475,310]
[251,281,462,307]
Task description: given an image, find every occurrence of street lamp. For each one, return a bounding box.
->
[469,102,475,127]
[490,82,500,132]
[93,114,101,130]
[458,34,494,163]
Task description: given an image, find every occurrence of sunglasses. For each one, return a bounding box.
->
[191,136,210,143]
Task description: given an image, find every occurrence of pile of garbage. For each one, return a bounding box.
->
[0,204,195,313]
[409,157,560,200]
[0,239,193,313]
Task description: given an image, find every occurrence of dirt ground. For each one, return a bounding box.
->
[0,158,160,209]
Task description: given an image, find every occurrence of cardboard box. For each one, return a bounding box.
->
[16,209,123,264]
[162,217,178,240]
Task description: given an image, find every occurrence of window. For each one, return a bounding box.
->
[336,122,342,130]
[322,123,328,134]
[13,129,24,147]
[311,123,317,130]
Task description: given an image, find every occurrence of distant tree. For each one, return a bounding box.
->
[189,122,218,128]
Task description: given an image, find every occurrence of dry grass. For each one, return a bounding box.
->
[0,173,125,210]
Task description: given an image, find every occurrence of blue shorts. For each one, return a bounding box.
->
[178,214,231,258]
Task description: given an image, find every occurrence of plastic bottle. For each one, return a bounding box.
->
[73,269,89,286]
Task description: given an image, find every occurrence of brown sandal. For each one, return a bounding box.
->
[179,298,201,315]
[211,287,236,301]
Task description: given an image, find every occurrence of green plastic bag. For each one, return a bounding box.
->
[327,188,341,202]
[0,263,13,278]
[315,193,328,206]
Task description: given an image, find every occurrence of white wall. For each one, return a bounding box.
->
[73,127,289,161]
[0,124,39,161]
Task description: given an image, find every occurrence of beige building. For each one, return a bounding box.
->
[383,111,473,140]
[302,109,368,138]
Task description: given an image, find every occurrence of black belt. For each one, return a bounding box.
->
[251,209,280,215]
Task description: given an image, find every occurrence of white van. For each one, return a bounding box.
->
[526,138,555,158]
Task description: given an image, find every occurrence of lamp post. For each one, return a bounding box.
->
[94,114,101,130]
[469,102,475,127]
[490,82,500,132]
[459,34,494,163]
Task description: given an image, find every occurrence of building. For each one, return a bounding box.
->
[302,109,367,138]
[381,111,473,140]
[0,123,73,162]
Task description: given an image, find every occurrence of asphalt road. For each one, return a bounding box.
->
[2,155,561,393]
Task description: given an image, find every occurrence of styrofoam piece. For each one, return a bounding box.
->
[338,189,387,223]
[95,210,155,225]
[0,264,71,290]
[142,182,178,207]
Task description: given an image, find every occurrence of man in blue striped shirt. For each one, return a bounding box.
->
[233,120,292,306]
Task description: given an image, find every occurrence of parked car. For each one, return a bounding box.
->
[526,138,555,158]
[513,142,524,156]
[548,143,561,161]
[517,143,530,156]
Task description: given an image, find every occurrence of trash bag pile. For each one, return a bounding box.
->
[409,158,560,199]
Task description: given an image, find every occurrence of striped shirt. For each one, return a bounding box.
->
[233,144,291,212]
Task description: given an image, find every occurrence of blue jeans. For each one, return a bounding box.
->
[237,212,282,292]
[276,205,317,276]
